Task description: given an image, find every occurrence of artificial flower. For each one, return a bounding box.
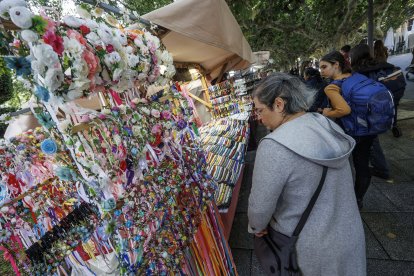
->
[58,119,71,133]
[62,15,85,28]
[76,6,91,19]
[44,68,64,92]
[106,44,114,53]
[151,124,162,134]
[43,30,64,56]
[85,32,100,46]
[63,37,83,55]
[127,54,140,68]
[114,29,127,46]
[97,23,113,45]
[55,166,77,181]
[34,112,56,129]
[3,56,31,76]
[104,51,121,67]
[35,85,50,102]
[84,19,99,31]
[0,0,27,19]
[40,138,57,155]
[161,110,172,120]
[91,7,104,17]
[151,109,161,118]
[112,68,123,81]
[79,25,91,36]
[30,15,48,34]
[31,44,59,67]
[9,6,33,29]
[67,29,87,45]
[21,30,38,43]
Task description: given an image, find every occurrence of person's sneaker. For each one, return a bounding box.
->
[370,167,390,180]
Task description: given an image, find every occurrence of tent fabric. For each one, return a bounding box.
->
[142,0,253,79]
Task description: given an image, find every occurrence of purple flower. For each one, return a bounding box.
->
[177,119,187,130]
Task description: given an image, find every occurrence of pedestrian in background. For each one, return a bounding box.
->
[374,40,389,63]
[303,67,329,112]
[248,73,365,276]
[320,51,376,209]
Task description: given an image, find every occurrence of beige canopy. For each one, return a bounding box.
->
[142,0,253,80]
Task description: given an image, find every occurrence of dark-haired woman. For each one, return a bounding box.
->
[374,40,388,63]
[304,67,329,112]
[350,44,407,181]
[320,51,376,209]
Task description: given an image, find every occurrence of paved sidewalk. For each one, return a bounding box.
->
[229,103,414,275]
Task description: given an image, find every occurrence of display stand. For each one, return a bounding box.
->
[219,164,244,240]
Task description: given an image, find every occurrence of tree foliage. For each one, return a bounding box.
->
[226,0,414,69]
[0,58,13,105]
[123,0,173,15]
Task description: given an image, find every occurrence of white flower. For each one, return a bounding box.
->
[58,119,71,133]
[134,37,144,47]
[0,0,26,19]
[66,89,83,100]
[139,45,149,55]
[44,68,64,92]
[161,50,173,64]
[125,46,134,54]
[165,64,176,78]
[114,29,127,46]
[21,30,38,43]
[113,135,122,145]
[91,7,104,17]
[101,69,111,82]
[118,104,127,114]
[112,68,123,81]
[102,108,111,115]
[137,73,147,81]
[132,126,141,136]
[63,16,86,28]
[32,44,59,67]
[85,32,101,46]
[31,60,46,77]
[105,14,118,26]
[127,54,140,67]
[76,6,91,19]
[141,107,150,115]
[104,52,121,67]
[144,32,160,48]
[97,23,113,45]
[63,37,83,56]
[84,19,99,30]
[9,6,33,29]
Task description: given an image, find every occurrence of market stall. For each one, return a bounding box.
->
[143,0,254,238]
[0,1,237,274]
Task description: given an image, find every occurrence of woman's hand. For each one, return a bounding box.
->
[255,229,268,237]
[322,108,332,116]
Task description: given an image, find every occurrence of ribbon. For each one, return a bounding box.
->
[0,246,20,276]
[109,89,123,106]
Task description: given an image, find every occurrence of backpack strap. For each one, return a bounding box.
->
[292,166,328,237]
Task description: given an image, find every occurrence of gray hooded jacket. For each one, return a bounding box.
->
[248,112,366,276]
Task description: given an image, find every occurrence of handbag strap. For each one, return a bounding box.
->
[292,166,328,237]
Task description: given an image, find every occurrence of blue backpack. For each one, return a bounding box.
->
[332,73,394,136]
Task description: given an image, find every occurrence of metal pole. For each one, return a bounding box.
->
[79,0,151,25]
[367,0,374,54]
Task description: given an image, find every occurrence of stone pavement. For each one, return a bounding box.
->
[229,103,414,276]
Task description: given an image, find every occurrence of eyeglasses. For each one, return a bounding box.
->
[255,107,266,115]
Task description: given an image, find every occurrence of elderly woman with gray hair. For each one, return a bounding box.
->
[248,73,366,276]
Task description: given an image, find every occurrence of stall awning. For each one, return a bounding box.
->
[142,0,253,79]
